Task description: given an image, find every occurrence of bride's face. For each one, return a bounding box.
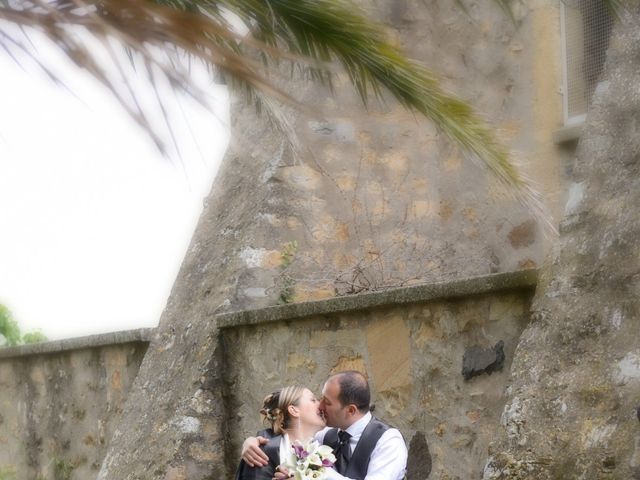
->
[293,388,326,429]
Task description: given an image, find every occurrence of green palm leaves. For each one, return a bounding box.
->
[221,0,537,212]
[1,0,621,223]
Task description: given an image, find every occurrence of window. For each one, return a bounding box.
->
[561,0,614,126]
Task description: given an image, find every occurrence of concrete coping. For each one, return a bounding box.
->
[553,122,583,144]
[0,328,155,359]
[217,269,538,329]
[0,270,538,357]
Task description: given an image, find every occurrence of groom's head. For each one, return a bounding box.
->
[320,370,370,430]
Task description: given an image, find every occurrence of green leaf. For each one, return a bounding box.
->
[0,305,21,346]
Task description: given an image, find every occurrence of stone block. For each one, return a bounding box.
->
[488,295,525,322]
[413,322,438,348]
[164,465,186,480]
[366,315,411,392]
[292,285,334,303]
[507,220,537,248]
[382,151,409,176]
[406,432,432,480]
[277,166,323,190]
[462,341,505,380]
[330,355,366,375]
[376,384,411,418]
[310,330,365,350]
[286,353,317,374]
[411,200,432,218]
[335,176,356,191]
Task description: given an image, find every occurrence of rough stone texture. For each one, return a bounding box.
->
[222,288,533,479]
[406,431,432,480]
[217,269,537,328]
[0,332,149,479]
[484,5,640,478]
[97,1,571,478]
[462,341,505,381]
[0,280,532,479]
[0,329,153,359]
[212,0,565,314]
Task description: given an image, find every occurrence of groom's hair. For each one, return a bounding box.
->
[330,371,370,413]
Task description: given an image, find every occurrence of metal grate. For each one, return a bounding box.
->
[561,0,614,125]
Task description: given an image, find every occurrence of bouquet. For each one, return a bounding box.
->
[280,438,336,480]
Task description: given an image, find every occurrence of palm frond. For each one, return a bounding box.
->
[0,0,554,225]
[219,0,547,224]
[0,0,298,154]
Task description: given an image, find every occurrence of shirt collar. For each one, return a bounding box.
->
[344,411,372,440]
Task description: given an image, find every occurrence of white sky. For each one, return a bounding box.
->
[0,32,230,340]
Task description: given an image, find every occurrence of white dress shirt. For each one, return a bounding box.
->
[314,412,407,480]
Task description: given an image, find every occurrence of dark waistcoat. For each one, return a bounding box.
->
[323,417,390,480]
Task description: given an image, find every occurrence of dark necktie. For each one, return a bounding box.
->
[335,430,352,474]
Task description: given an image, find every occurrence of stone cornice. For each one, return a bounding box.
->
[217,269,538,329]
[0,328,155,359]
[0,270,538,358]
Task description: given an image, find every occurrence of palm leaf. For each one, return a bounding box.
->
[0,0,563,225]
[219,0,548,223]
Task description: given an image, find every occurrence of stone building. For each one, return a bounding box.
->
[98,2,632,479]
[3,1,634,479]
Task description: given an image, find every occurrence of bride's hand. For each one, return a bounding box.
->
[273,465,292,479]
[241,436,269,467]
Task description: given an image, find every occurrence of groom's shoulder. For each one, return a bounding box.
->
[371,416,392,430]
[372,417,405,443]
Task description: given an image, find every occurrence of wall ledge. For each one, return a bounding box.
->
[216,269,538,329]
[553,122,583,144]
[1,270,538,357]
[0,328,155,359]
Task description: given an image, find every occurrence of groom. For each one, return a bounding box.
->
[241,370,407,480]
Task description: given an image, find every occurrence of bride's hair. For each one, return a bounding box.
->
[260,386,305,435]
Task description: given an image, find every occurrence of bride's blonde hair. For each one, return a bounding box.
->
[260,386,306,435]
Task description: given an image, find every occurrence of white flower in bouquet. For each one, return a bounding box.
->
[281,439,336,480]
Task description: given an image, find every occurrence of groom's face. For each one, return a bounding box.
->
[320,378,350,430]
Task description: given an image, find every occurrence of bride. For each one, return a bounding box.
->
[235,385,327,480]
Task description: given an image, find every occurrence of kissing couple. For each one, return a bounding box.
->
[236,370,407,480]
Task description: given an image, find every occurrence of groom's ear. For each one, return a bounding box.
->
[346,404,357,416]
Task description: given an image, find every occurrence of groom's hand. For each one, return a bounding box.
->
[241,436,269,467]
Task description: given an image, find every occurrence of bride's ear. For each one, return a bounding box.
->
[287,404,300,418]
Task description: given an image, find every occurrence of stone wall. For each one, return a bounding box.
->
[220,270,536,479]
[220,0,569,313]
[0,330,151,480]
[484,5,640,478]
[1,271,534,479]
[96,2,575,477]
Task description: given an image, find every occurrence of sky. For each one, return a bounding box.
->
[0,32,230,340]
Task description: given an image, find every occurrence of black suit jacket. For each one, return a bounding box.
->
[235,434,281,480]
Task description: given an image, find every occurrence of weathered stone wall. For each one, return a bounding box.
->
[220,270,536,479]
[1,272,534,480]
[222,0,568,311]
[484,5,640,478]
[0,330,151,480]
[97,2,575,478]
